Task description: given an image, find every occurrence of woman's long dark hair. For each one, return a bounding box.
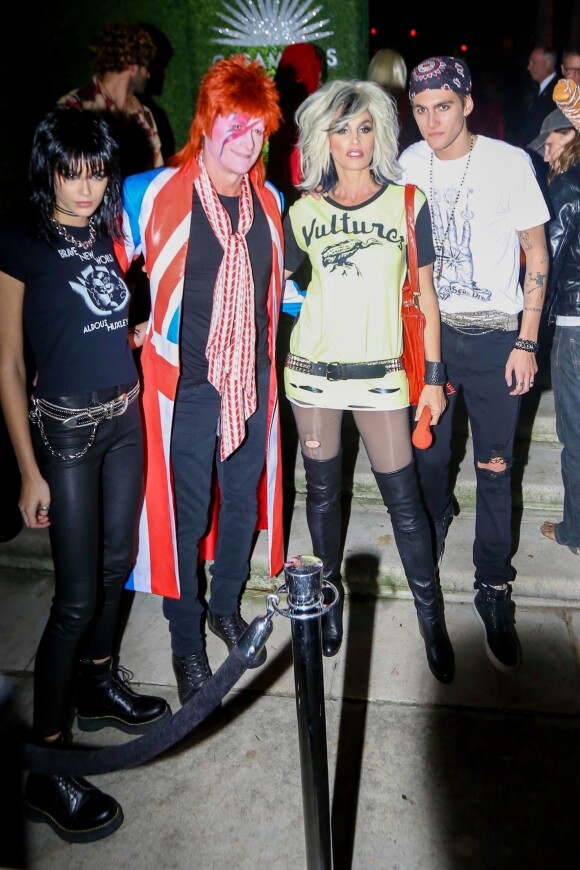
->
[29,107,123,242]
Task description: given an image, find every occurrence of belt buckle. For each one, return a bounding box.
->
[325,362,342,381]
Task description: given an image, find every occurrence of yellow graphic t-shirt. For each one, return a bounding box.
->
[285,184,427,410]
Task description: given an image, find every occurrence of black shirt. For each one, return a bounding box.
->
[180,188,272,387]
[0,223,137,397]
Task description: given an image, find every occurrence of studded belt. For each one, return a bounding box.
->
[285,353,403,381]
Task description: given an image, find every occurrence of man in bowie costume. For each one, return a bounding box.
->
[115,55,285,705]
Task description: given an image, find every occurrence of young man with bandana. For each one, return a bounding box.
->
[398,56,550,673]
[115,56,285,705]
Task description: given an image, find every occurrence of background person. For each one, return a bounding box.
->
[267,42,325,209]
[366,47,417,149]
[399,56,550,673]
[267,42,325,552]
[560,48,580,87]
[0,107,169,844]
[116,56,285,706]
[283,79,455,683]
[58,20,164,176]
[519,46,559,151]
[528,107,580,556]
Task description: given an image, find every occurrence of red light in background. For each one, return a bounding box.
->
[370,26,377,35]
[460,44,468,52]
[409,28,417,37]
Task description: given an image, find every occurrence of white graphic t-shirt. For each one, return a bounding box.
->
[399,135,550,318]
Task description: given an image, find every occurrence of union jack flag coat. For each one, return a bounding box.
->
[115,160,285,598]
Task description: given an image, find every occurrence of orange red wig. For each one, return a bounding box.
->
[172,54,281,183]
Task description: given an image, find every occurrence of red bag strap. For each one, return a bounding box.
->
[405,183,419,298]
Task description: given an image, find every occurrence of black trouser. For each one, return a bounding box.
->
[31,389,142,737]
[413,325,519,585]
[163,372,269,656]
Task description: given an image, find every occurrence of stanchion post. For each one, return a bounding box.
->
[284,556,333,870]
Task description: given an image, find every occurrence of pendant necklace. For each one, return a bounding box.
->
[429,133,474,281]
[50,216,96,251]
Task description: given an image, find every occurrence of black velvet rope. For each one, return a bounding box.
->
[20,646,248,777]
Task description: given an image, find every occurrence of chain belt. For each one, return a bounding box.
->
[30,383,140,429]
[286,353,403,381]
[441,311,518,334]
[29,383,140,461]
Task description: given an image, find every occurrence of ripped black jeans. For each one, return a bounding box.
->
[413,324,520,586]
[31,389,143,737]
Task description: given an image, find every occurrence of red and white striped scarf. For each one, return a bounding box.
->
[194,155,256,460]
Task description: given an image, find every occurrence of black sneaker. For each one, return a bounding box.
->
[473,583,521,672]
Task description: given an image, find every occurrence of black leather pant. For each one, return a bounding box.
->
[31,387,142,737]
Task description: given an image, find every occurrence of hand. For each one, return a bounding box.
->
[129,320,148,350]
[416,385,446,424]
[301,185,323,201]
[19,477,51,529]
[505,348,538,395]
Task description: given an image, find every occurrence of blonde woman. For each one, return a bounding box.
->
[283,80,454,682]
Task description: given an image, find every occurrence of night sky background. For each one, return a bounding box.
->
[367,0,580,144]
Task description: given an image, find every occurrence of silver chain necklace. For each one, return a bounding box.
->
[429,134,474,281]
[50,216,96,250]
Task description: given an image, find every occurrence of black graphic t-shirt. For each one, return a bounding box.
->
[0,223,137,397]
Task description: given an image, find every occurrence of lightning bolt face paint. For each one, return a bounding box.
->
[203,112,266,188]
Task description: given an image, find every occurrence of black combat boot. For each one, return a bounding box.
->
[303,453,345,657]
[76,658,170,733]
[24,733,123,843]
[373,463,455,684]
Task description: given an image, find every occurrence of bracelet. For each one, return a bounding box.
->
[424,360,447,386]
[513,337,539,354]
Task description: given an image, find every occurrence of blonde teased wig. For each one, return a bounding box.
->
[295,79,401,192]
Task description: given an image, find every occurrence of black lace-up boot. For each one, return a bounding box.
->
[373,463,455,684]
[171,650,213,706]
[302,452,345,657]
[24,734,123,843]
[76,659,169,733]
[207,611,267,667]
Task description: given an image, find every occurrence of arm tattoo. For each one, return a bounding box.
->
[525,271,546,293]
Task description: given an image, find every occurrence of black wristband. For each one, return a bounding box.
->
[424,360,447,386]
[513,337,539,354]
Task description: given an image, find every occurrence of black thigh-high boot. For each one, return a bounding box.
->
[373,463,455,684]
[303,453,345,657]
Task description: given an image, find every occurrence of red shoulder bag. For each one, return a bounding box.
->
[401,184,425,407]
